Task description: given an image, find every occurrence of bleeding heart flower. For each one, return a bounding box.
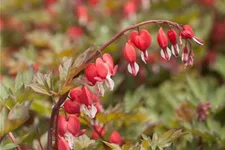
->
[184,50,194,68]
[70,88,82,102]
[157,27,171,60]
[180,25,203,45]
[123,41,139,76]
[181,46,189,64]
[58,115,81,137]
[109,131,124,146]
[85,63,98,86]
[67,86,100,118]
[167,29,179,57]
[80,104,97,118]
[79,86,95,106]
[64,99,81,114]
[91,125,106,139]
[95,53,118,90]
[58,136,70,150]
[130,29,152,63]
[85,53,117,96]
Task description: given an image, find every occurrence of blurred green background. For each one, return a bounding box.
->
[0,0,225,149]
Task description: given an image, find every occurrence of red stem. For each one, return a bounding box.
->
[47,20,184,149]
[8,132,21,150]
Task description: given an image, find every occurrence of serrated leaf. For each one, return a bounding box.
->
[27,83,51,96]
[103,141,121,150]
[0,101,31,136]
[2,143,18,150]
[59,57,73,81]
[15,72,23,91]
[0,102,31,136]
[8,101,31,120]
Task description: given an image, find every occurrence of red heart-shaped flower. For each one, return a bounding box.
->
[130,29,152,51]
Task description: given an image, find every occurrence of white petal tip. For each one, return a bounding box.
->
[193,37,204,46]
[106,77,114,91]
[128,62,139,76]
[141,51,148,64]
[160,48,171,61]
[81,105,97,119]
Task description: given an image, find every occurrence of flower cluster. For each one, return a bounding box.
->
[123,24,203,75]
[57,53,122,149]
[64,86,102,118]
[84,53,118,96]
[56,22,204,149]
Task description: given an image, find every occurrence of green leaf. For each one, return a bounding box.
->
[2,143,18,150]
[15,72,24,91]
[73,134,95,150]
[124,86,146,112]
[186,76,204,100]
[23,67,34,85]
[213,55,225,79]
[0,107,7,137]
[158,129,184,147]
[0,84,9,100]
[8,101,31,120]
[27,83,51,96]
[0,101,32,136]
[103,141,121,150]
[59,57,73,81]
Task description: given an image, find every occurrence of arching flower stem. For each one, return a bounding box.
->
[47,20,184,150]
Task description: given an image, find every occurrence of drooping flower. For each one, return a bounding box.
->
[58,136,70,150]
[70,88,82,102]
[58,115,81,137]
[157,27,171,60]
[109,131,124,146]
[167,29,179,57]
[123,41,139,76]
[91,125,106,140]
[96,53,118,90]
[84,53,117,96]
[64,99,81,114]
[181,46,195,68]
[181,46,189,64]
[185,50,194,68]
[180,25,203,45]
[85,63,98,86]
[66,86,100,118]
[130,29,152,63]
